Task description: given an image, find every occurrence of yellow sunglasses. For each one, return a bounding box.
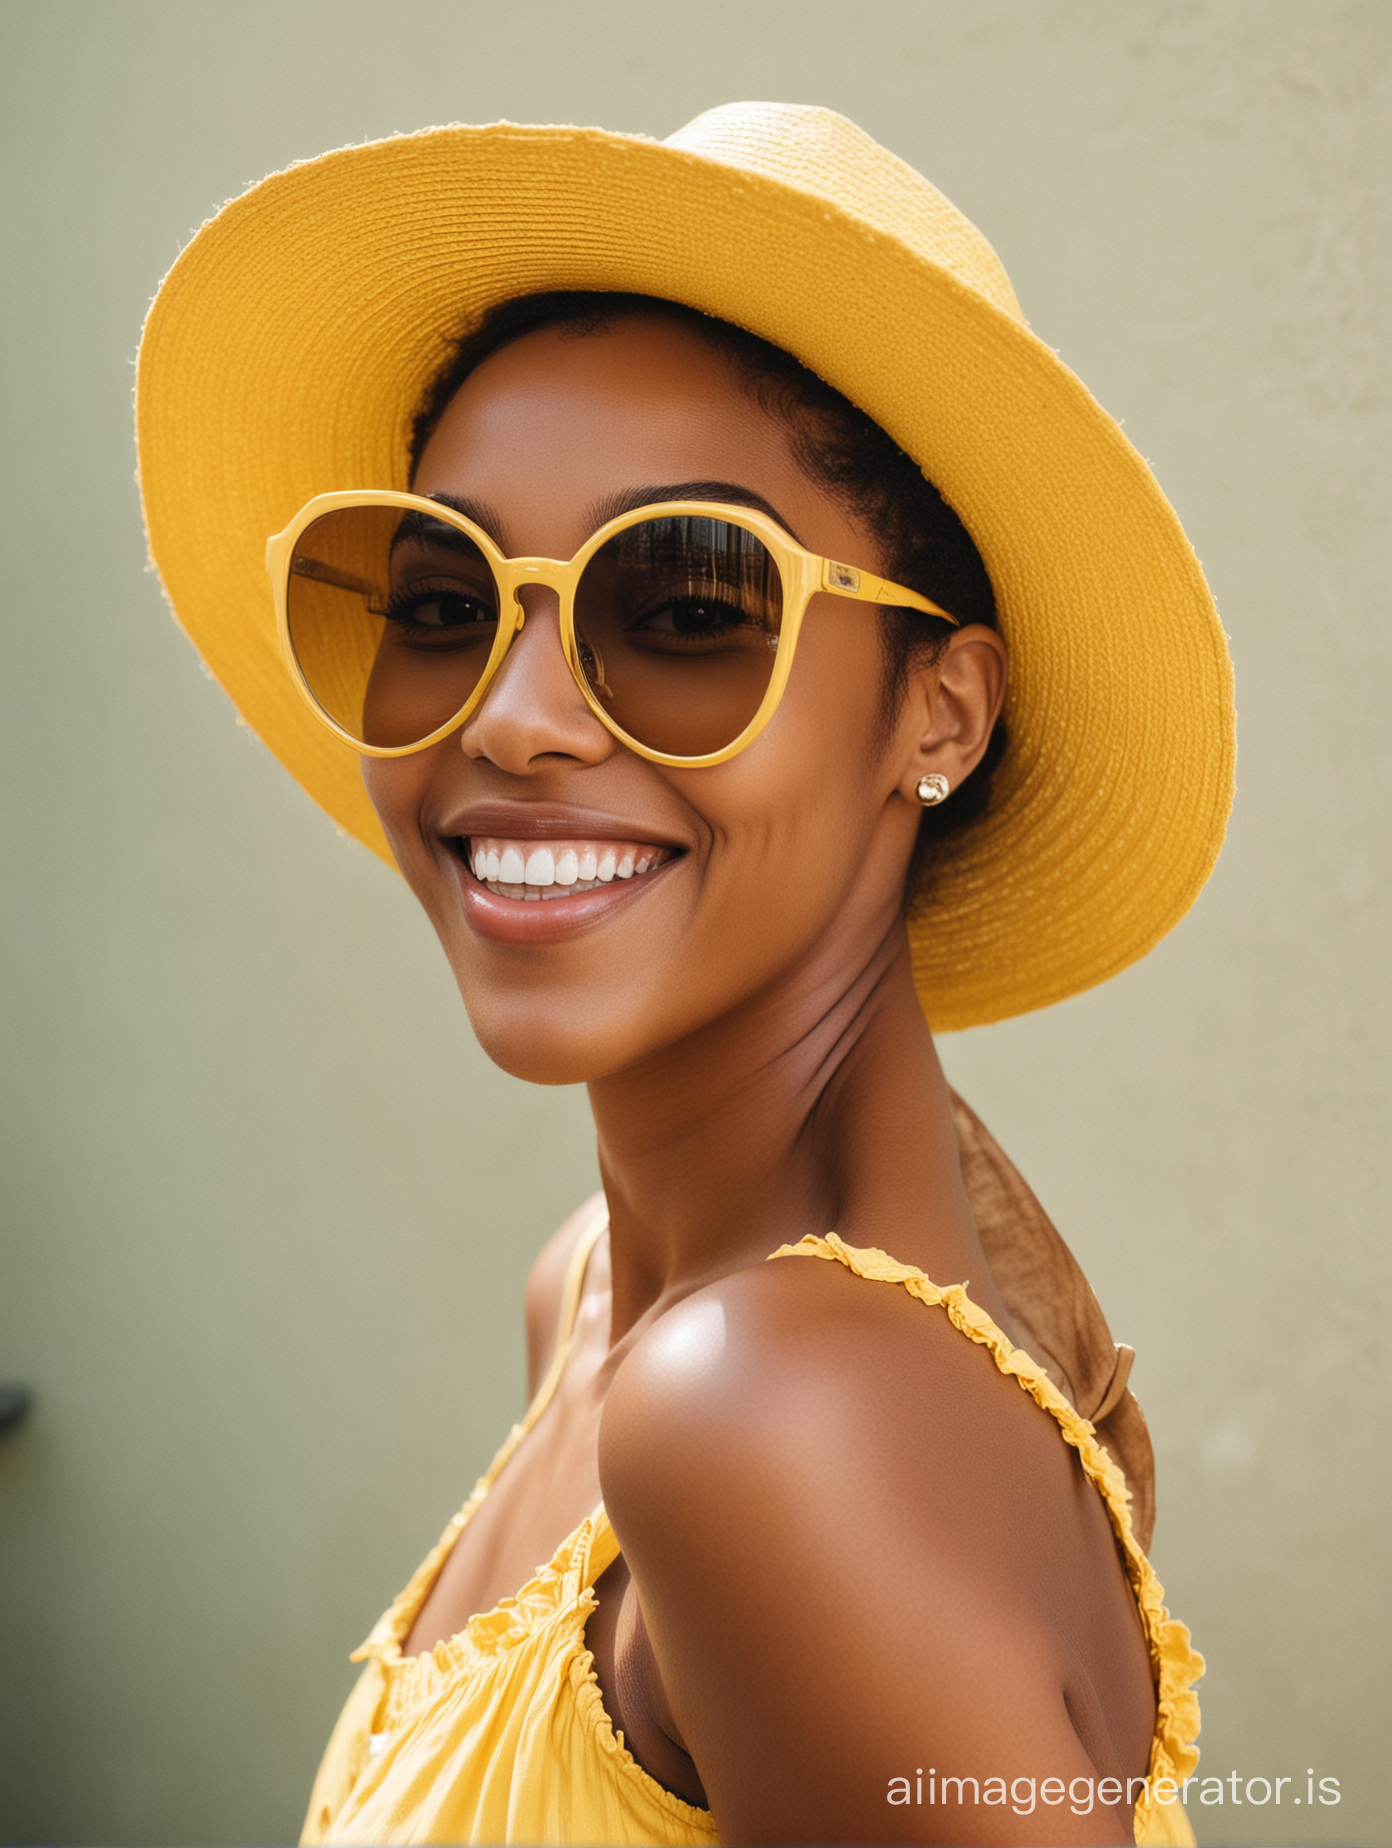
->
[266,491,958,769]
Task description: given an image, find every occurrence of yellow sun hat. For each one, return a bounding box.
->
[135,101,1235,1032]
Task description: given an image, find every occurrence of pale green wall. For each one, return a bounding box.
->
[1,2,1386,1842]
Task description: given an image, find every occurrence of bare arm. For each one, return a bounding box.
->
[598,1255,1148,1845]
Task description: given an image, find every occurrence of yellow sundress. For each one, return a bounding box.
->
[303,1213,1202,1845]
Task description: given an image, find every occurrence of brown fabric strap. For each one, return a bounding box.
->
[949,1090,1157,1551]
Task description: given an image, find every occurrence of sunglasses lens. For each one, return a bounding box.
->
[285,504,501,748]
[574,515,784,757]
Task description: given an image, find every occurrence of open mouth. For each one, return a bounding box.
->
[463,836,677,901]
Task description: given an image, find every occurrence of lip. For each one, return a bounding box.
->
[451,847,678,945]
[438,800,688,850]
[438,801,688,947]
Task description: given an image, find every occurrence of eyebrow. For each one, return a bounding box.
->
[405,483,806,555]
[405,491,507,541]
[588,482,806,548]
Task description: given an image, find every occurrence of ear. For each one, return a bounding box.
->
[893,625,1008,806]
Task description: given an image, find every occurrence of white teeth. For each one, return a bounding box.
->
[469,835,669,899]
[524,846,556,886]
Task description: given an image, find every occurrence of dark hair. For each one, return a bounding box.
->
[410,292,1007,911]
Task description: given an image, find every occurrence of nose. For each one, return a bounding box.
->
[459,580,615,774]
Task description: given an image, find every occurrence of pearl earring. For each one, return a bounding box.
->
[916,773,950,807]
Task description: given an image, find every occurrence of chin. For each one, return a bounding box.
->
[456,983,650,1088]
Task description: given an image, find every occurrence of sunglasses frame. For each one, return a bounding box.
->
[266,490,958,769]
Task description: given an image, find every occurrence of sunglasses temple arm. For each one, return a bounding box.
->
[289,554,383,604]
[819,559,959,627]
[885,586,959,625]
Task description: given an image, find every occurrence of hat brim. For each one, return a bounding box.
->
[136,121,1234,1031]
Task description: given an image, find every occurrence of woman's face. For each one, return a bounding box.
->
[363,316,999,1083]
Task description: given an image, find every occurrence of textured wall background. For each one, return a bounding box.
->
[1,2,1386,1842]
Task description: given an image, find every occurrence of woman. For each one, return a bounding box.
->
[136,103,1229,1846]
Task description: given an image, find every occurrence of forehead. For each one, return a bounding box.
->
[411,316,863,561]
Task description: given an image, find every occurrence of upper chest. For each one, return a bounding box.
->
[403,1270,615,1655]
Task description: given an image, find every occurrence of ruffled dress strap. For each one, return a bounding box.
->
[767,1232,1203,1848]
[353,1203,609,1666]
[302,1208,613,1845]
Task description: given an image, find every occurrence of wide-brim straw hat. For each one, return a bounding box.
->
[136,101,1235,1032]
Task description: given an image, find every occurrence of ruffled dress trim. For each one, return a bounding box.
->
[767,1232,1204,1844]
[345,1504,717,1843]
[566,1540,721,1841]
[352,1422,529,1668]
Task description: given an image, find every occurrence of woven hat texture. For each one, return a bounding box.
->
[136,101,1235,1031]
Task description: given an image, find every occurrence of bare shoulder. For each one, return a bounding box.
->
[523,1191,607,1399]
[601,1244,1075,1542]
[599,1246,1143,1845]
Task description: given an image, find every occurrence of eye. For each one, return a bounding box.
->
[640,597,734,632]
[385,582,497,635]
[629,595,767,643]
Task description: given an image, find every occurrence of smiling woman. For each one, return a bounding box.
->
[355,310,1002,1084]
[135,103,1231,1846]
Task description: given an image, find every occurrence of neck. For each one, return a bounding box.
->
[588,913,1010,1344]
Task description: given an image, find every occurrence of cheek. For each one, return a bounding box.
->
[353,619,906,1086]
[754,605,893,838]
[360,752,447,903]
[673,617,897,935]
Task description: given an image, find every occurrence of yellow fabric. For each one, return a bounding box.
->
[135,101,1236,1032]
[302,1225,1201,1846]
